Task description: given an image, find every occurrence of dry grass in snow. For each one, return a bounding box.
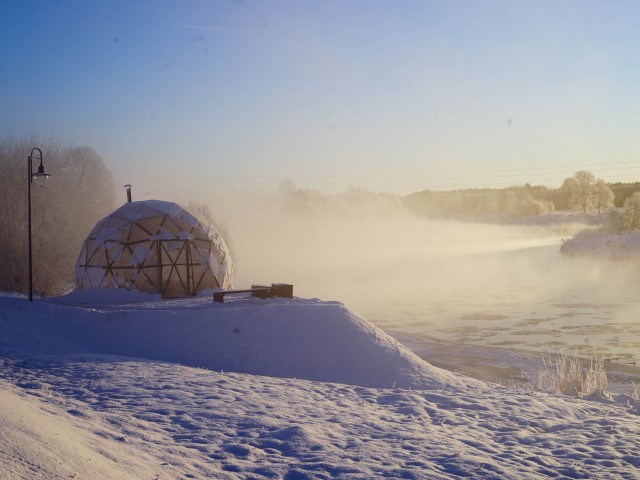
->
[535,352,609,399]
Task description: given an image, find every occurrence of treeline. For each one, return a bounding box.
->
[405,173,640,218]
[404,185,555,218]
[608,182,640,207]
[538,178,639,210]
[277,172,640,222]
[276,181,554,219]
[0,137,115,296]
[278,180,404,218]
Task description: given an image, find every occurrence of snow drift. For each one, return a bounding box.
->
[0,291,476,390]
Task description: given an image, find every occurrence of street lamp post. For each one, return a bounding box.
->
[27,147,51,302]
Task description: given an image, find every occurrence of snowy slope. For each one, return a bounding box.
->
[0,380,161,479]
[561,228,640,259]
[1,291,640,479]
[1,291,471,390]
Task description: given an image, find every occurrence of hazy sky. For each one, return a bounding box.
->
[3,0,640,196]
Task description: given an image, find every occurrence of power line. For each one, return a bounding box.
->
[135,159,640,196]
[149,169,640,193]
[153,166,640,186]
[151,175,640,195]
[147,159,640,181]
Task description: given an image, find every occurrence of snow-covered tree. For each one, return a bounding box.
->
[560,171,611,214]
[620,191,640,232]
[572,171,596,213]
[593,179,615,214]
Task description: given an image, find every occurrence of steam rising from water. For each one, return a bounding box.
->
[214,192,585,302]
[209,192,640,364]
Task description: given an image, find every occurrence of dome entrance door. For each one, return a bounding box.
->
[158,239,195,297]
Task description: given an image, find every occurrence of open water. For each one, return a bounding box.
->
[358,243,640,366]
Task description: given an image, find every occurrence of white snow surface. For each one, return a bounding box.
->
[1,290,640,479]
[561,228,640,259]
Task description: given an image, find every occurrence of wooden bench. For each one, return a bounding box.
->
[213,283,293,303]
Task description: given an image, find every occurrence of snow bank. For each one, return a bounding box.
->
[560,228,640,259]
[0,292,476,390]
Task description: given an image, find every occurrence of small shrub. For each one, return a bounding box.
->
[535,351,609,399]
[632,381,640,402]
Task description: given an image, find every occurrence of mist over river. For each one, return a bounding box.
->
[359,243,640,367]
[224,199,640,367]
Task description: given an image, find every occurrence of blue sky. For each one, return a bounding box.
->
[2,0,640,196]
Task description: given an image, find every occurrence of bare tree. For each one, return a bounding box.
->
[0,138,116,296]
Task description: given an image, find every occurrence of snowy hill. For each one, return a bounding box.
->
[1,291,640,479]
[1,291,471,390]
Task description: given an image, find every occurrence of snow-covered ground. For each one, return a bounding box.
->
[561,228,640,259]
[1,290,640,479]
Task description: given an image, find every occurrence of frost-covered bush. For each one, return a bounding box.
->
[502,189,554,217]
[631,381,640,402]
[560,223,640,258]
[182,199,237,271]
[535,352,609,399]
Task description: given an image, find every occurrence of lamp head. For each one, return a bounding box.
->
[32,162,51,188]
[29,148,51,188]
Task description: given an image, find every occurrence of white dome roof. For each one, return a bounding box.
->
[75,200,233,297]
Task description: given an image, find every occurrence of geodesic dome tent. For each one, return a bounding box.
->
[75,200,233,297]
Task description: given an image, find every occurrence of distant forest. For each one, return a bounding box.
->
[277,173,640,221]
[403,177,640,219]
[608,182,640,207]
